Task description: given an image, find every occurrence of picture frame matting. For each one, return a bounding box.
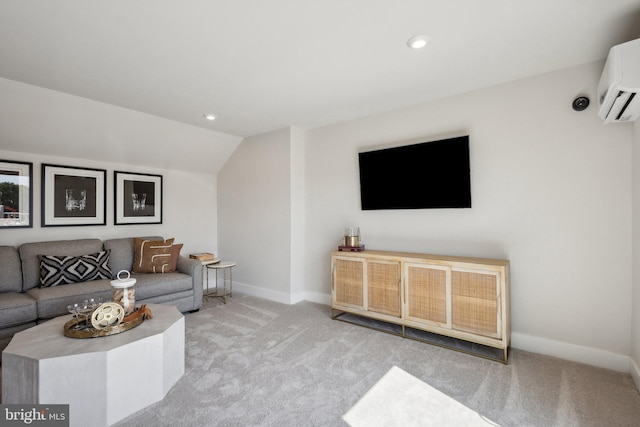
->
[114,171,163,225]
[42,164,106,227]
[0,159,33,229]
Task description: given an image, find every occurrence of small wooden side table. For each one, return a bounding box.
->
[205,261,236,304]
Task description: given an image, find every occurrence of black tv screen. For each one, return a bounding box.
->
[358,135,471,210]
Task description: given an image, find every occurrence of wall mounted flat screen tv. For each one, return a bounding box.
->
[358,135,471,210]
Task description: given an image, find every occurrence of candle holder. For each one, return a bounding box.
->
[339,227,365,251]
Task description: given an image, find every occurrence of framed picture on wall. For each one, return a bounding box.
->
[114,171,162,225]
[0,159,33,229]
[42,164,106,227]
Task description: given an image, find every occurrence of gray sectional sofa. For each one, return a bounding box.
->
[0,236,202,350]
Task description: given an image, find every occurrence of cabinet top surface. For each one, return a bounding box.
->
[331,249,509,266]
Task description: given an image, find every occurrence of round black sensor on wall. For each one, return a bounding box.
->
[572,96,590,111]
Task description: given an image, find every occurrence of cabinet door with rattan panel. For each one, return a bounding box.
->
[451,269,501,339]
[367,260,401,317]
[332,256,365,309]
[405,263,450,328]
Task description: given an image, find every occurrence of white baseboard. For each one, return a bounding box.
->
[631,357,640,392]
[231,281,293,305]
[290,291,331,306]
[225,282,332,306]
[511,332,630,373]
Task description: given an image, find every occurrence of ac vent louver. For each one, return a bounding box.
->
[598,38,640,124]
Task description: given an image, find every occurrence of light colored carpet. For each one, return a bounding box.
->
[6,293,629,426]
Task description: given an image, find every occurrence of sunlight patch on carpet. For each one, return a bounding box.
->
[343,366,500,427]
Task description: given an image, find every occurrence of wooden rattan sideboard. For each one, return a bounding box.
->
[331,250,510,363]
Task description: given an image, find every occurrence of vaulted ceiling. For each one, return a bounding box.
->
[1,1,639,140]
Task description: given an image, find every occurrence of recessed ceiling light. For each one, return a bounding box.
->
[203,114,217,121]
[407,35,430,49]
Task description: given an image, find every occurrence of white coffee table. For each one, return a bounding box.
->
[2,303,184,427]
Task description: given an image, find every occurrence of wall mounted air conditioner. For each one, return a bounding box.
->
[598,37,640,124]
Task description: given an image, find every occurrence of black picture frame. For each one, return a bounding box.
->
[114,171,162,225]
[42,164,106,227]
[0,159,33,229]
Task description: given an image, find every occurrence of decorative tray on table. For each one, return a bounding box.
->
[63,304,153,339]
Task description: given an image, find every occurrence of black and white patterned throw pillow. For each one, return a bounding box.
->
[39,250,112,287]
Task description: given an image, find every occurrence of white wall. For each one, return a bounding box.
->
[632,119,640,388]
[0,149,217,257]
[0,76,234,272]
[218,128,293,303]
[304,61,633,371]
[0,77,238,271]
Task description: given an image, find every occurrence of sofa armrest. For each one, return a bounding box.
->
[177,256,203,303]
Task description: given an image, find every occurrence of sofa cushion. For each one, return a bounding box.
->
[26,279,112,320]
[0,246,22,293]
[19,239,104,292]
[0,292,37,328]
[132,272,193,300]
[39,250,112,287]
[132,238,175,273]
[104,236,163,276]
